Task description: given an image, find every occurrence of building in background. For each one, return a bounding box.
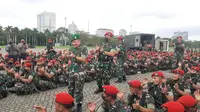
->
[119,29,127,36]
[68,21,78,34]
[37,11,56,32]
[174,31,188,40]
[96,28,114,37]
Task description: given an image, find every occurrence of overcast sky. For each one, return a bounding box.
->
[0,0,200,40]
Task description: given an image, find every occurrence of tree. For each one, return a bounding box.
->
[156,36,161,39]
[4,26,12,43]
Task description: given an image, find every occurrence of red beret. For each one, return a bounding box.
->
[55,92,74,105]
[128,80,142,88]
[24,62,32,67]
[184,56,191,60]
[104,32,113,37]
[102,85,119,96]
[177,95,197,108]
[162,101,184,112]
[117,36,123,40]
[26,56,31,60]
[173,69,184,76]
[14,61,20,65]
[177,36,183,39]
[191,66,200,71]
[152,71,164,78]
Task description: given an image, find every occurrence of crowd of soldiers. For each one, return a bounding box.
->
[0,32,200,112]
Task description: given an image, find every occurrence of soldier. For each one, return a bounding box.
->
[94,32,116,94]
[46,39,56,60]
[66,34,87,112]
[7,62,36,95]
[118,80,155,112]
[115,36,127,83]
[166,69,191,101]
[174,36,185,68]
[145,71,173,110]
[87,85,126,112]
[18,39,28,61]
[34,92,77,112]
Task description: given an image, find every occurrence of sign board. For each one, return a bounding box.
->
[174,32,188,40]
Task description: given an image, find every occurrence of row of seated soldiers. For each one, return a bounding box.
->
[0,49,199,97]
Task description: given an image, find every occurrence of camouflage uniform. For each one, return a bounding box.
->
[8,69,37,95]
[116,41,126,82]
[85,62,95,82]
[174,42,185,67]
[68,34,87,107]
[166,78,191,101]
[95,41,114,93]
[96,99,126,112]
[147,82,173,109]
[126,92,155,112]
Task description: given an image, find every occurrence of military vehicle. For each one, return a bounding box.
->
[124,33,155,50]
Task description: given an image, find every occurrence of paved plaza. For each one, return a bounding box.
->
[0,70,172,112]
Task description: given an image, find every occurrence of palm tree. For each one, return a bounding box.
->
[33,28,39,46]
[44,29,51,44]
[4,26,12,43]
[12,27,20,43]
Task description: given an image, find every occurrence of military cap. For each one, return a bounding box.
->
[104,32,113,37]
[191,66,200,72]
[162,101,184,112]
[152,71,164,78]
[173,69,184,76]
[177,36,183,39]
[24,62,32,67]
[71,34,80,41]
[177,95,197,108]
[184,56,191,60]
[102,85,119,96]
[48,39,52,42]
[14,61,20,65]
[55,92,74,105]
[117,36,123,40]
[128,80,142,88]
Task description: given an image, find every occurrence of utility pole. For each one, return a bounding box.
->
[88,20,90,33]
[130,25,132,35]
[64,18,67,46]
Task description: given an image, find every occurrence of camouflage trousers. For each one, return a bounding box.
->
[8,82,35,95]
[36,80,57,91]
[116,61,125,81]
[0,74,16,88]
[174,52,184,67]
[96,66,110,88]
[68,72,85,104]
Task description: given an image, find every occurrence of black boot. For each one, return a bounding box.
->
[77,103,82,112]
[115,79,123,83]
[123,76,127,81]
[94,87,103,94]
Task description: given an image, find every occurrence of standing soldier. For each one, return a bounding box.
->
[115,36,127,83]
[65,34,87,112]
[18,39,28,61]
[94,32,116,94]
[174,36,185,68]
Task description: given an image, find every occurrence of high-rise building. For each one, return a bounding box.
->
[68,21,78,34]
[37,11,56,32]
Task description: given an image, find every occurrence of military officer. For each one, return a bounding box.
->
[118,80,155,112]
[66,34,87,112]
[174,36,185,68]
[94,32,116,94]
[115,36,127,83]
[166,69,191,101]
[87,85,126,112]
[146,71,173,110]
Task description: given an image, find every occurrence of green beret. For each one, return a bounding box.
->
[71,34,80,41]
